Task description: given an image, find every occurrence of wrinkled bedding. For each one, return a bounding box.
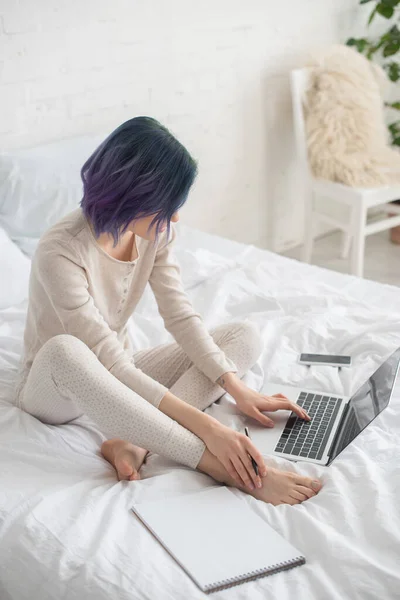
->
[0,224,399,600]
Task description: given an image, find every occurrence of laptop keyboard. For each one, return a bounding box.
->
[274,392,343,460]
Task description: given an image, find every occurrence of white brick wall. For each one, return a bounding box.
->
[0,0,364,251]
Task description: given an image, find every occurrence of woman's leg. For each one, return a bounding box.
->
[134,321,263,411]
[103,321,261,479]
[20,334,207,470]
[107,321,322,504]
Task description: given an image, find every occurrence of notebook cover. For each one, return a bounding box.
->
[131,485,305,594]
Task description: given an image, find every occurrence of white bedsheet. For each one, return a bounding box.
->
[0,225,399,600]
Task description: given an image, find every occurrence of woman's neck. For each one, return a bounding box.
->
[96,230,138,262]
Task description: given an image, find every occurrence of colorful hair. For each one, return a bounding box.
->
[80,116,198,246]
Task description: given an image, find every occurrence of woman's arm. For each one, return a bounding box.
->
[149,225,238,384]
[158,388,267,489]
[158,389,220,440]
[216,371,246,394]
[217,370,310,426]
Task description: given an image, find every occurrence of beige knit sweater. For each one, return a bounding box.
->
[14,208,237,408]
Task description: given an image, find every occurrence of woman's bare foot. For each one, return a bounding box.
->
[196,448,322,505]
[101,438,149,481]
[249,466,321,505]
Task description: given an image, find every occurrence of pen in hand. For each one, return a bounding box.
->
[244,426,259,477]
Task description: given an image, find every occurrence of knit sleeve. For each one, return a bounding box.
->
[148,225,238,382]
[35,238,169,408]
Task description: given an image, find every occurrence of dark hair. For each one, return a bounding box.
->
[80,116,198,246]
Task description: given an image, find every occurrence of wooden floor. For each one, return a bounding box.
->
[282,230,400,287]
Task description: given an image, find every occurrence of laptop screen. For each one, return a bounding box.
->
[328,346,400,463]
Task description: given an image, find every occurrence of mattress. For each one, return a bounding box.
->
[0,224,399,600]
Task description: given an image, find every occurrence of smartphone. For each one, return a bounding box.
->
[298,353,352,368]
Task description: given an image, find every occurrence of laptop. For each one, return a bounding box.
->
[244,347,400,466]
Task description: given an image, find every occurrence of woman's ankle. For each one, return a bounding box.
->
[195,448,247,493]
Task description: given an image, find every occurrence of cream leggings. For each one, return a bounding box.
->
[19,321,262,470]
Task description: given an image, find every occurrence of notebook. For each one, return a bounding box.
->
[131,485,305,594]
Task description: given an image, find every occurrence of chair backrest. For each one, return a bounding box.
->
[290,68,314,178]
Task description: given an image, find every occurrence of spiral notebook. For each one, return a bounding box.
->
[131,485,305,594]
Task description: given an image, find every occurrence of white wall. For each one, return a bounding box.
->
[0,0,363,251]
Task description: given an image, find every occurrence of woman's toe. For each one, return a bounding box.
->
[296,475,322,492]
[285,496,301,505]
[296,484,316,499]
[116,458,136,481]
[289,490,308,503]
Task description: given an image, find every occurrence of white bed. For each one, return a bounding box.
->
[1,223,399,600]
[1,134,400,599]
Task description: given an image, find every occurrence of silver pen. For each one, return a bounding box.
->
[244,426,259,476]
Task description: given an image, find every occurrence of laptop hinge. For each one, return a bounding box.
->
[327,402,349,463]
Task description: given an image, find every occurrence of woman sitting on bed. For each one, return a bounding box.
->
[15,117,322,506]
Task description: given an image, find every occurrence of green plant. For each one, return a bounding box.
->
[346,0,400,146]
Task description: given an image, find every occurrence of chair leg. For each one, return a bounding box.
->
[340,232,352,259]
[302,214,316,263]
[302,192,315,263]
[350,205,367,278]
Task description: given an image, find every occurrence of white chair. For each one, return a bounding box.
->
[290,67,400,278]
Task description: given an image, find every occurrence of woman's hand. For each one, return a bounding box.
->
[202,421,268,491]
[234,386,310,427]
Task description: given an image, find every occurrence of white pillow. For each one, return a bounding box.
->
[0,225,31,309]
[0,133,107,256]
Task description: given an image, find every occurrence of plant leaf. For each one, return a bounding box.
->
[387,101,400,110]
[368,7,377,24]
[388,121,400,138]
[346,37,370,53]
[377,4,394,18]
[380,0,400,7]
[383,39,400,56]
[366,39,385,58]
[360,0,374,3]
[385,62,400,81]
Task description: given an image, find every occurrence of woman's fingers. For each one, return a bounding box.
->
[231,456,257,490]
[217,434,269,491]
[241,453,262,489]
[268,396,310,420]
[281,401,310,420]
[245,439,268,478]
[253,408,275,428]
[224,459,244,488]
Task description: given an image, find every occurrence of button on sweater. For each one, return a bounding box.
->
[14,208,237,408]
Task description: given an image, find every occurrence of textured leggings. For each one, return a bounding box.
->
[19,321,263,470]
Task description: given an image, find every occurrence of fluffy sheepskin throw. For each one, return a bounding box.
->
[304,44,400,187]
